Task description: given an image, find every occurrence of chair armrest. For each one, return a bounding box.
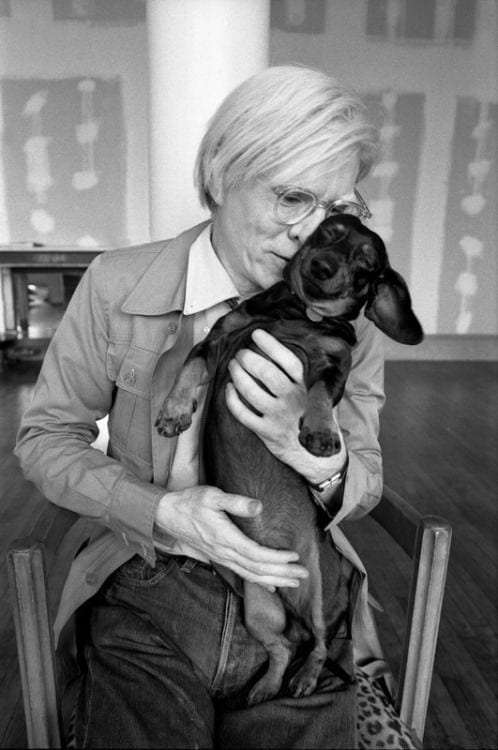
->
[7,503,80,748]
[397,515,452,740]
[370,485,452,741]
[7,539,63,749]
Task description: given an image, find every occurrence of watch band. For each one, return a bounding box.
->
[309,455,349,528]
[310,456,349,493]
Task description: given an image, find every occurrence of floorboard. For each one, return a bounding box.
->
[0,360,496,749]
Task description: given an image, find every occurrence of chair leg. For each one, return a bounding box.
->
[396,517,452,741]
[7,539,63,749]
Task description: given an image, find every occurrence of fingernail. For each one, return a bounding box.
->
[249,500,262,514]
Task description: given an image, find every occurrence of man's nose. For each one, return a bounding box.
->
[287,207,328,245]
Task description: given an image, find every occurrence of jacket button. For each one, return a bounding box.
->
[86,573,98,586]
[168,322,178,334]
[123,368,136,386]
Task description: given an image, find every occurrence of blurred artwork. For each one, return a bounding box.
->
[366,0,476,44]
[51,0,145,25]
[271,0,326,34]
[438,98,497,334]
[1,77,126,247]
[363,91,425,286]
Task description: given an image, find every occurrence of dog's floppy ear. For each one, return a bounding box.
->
[365,268,424,345]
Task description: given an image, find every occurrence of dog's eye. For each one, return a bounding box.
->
[354,273,369,290]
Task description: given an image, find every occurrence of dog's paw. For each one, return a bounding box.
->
[298,419,341,457]
[288,668,319,698]
[155,398,197,437]
[246,676,281,707]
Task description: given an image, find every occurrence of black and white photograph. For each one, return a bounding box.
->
[0,1,496,748]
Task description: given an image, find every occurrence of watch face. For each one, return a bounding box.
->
[315,468,345,492]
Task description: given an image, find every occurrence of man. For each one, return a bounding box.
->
[16,66,415,748]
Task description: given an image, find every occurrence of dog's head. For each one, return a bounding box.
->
[283,214,423,345]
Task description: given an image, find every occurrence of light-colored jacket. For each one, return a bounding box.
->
[15,221,387,662]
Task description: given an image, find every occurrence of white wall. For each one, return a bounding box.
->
[270,1,497,334]
[1,0,496,335]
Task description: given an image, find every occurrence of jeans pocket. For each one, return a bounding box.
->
[111,554,175,588]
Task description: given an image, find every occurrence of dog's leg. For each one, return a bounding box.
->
[286,540,328,698]
[155,354,209,436]
[298,346,352,457]
[243,582,295,705]
[298,380,342,456]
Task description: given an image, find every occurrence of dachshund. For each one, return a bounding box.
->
[155,214,423,705]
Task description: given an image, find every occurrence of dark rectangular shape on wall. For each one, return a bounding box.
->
[271,0,326,34]
[52,0,145,24]
[52,0,90,21]
[0,0,10,18]
[366,0,476,44]
[404,0,436,40]
[453,0,476,40]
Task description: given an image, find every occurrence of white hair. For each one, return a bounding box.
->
[195,65,380,211]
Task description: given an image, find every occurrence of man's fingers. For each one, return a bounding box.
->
[251,328,304,382]
[224,563,307,589]
[233,348,291,394]
[228,358,277,409]
[225,382,266,434]
[212,491,262,518]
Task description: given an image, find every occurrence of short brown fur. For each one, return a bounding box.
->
[156,214,423,704]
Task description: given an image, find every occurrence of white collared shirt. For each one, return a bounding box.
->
[166,224,239,495]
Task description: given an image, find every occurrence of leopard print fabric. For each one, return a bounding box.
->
[67,667,420,749]
[356,668,421,749]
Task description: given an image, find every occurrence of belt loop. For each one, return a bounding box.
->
[179,558,198,573]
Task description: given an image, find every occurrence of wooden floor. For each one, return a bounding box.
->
[0,359,497,749]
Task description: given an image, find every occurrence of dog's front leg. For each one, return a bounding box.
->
[243,581,295,705]
[298,347,352,457]
[155,349,210,437]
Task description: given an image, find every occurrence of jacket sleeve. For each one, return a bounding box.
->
[329,313,386,525]
[14,255,165,562]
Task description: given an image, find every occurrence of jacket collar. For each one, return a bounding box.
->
[121,221,211,315]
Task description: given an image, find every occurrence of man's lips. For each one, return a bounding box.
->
[271,251,291,264]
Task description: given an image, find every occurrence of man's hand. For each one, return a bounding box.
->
[225,328,348,485]
[155,486,309,589]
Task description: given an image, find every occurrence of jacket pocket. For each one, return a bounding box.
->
[108,347,156,464]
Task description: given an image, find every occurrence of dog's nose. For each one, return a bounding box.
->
[310,257,336,281]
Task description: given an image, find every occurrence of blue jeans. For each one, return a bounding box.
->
[74,552,357,748]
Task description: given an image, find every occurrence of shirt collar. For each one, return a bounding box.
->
[184,224,240,315]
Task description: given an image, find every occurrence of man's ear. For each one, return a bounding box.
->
[365,268,424,345]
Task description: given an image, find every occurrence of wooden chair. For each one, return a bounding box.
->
[7,486,451,749]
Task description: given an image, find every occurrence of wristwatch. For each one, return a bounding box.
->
[309,456,349,527]
[310,456,349,493]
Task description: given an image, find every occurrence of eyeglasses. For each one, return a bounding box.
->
[272,185,372,226]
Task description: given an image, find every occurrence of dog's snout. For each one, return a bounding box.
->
[310,256,336,281]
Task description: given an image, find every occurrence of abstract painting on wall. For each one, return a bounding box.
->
[438,98,497,334]
[51,0,145,25]
[270,0,326,34]
[362,90,425,286]
[1,77,126,247]
[366,0,476,44]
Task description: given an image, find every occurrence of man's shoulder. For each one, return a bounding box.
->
[97,239,173,271]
